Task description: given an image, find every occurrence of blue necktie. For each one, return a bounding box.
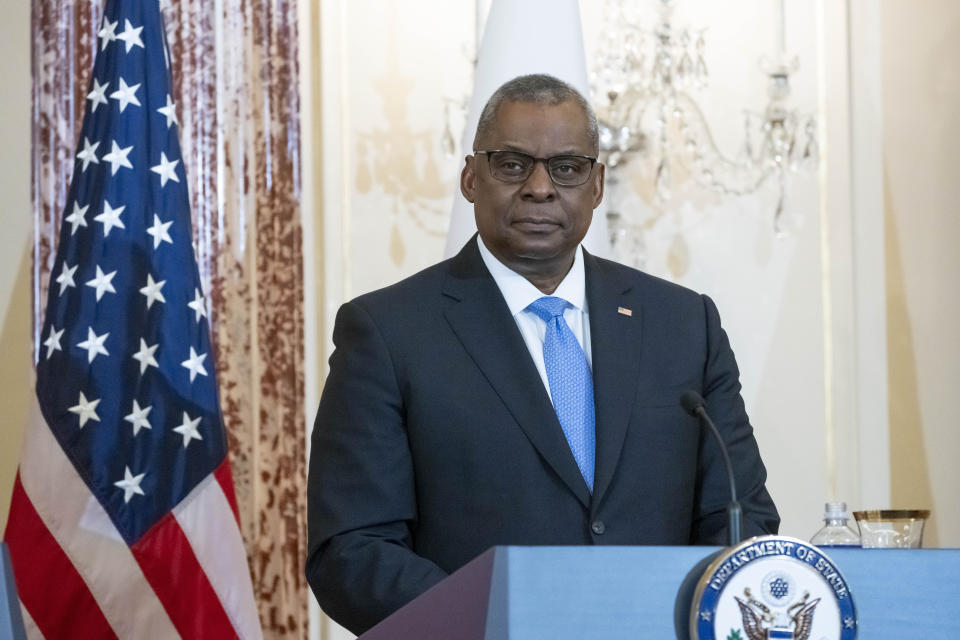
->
[527,296,596,492]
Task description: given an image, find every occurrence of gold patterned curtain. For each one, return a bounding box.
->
[30,1,307,637]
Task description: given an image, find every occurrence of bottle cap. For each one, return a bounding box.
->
[824,502,848,518]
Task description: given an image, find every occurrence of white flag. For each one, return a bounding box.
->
[444,0,610,258]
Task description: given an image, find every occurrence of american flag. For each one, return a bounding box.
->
[4,1,261,638]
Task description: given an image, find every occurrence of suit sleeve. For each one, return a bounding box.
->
[691,294,780,544]
[306,301,448,635]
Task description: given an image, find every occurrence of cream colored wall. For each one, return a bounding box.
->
[882,0,960,548]
[0,0,32,533]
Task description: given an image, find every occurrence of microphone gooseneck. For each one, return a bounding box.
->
[680,390,743,546]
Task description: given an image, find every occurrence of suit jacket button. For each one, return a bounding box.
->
[591,520,606,535]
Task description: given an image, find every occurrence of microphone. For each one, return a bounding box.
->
[680,390,743,546]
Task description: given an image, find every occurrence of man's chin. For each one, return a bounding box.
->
[508,242,576,264]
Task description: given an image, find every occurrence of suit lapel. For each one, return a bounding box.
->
[584,252,644,506]
[441,240,592,508]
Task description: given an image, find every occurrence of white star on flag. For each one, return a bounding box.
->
[85,265,118,300]
[65,202,89,235]
[95,200,126,237]
[181,347,208,382]
[77,326,110,363]
[116,19,145,53]
[110,77,141,112]
[188,288,207,322]
[76,137,100,172]
[114,466,146,503]
[146,214,173,248]
[97,18,118,51]
[157,94,179,129]
[131,338,160,374]
[173,412,203,448]
[102,140,134,175]
[86,78,110,113]
[150,152,180,187]
[68,391,101,428]
[55,262,78,295]
[124,400,153,436]
[139,273,166,309]
[43,325,64,359]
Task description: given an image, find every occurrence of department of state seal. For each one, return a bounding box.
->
[690,535,857,640]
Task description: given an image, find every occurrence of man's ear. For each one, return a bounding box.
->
[592,162,605,209]
[460,155,477,203]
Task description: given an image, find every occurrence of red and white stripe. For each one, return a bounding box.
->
[5,400,262,639]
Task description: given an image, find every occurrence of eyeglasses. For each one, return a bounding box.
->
[474,150,598,187]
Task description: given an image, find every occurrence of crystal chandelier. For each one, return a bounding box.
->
[592,0,818,254]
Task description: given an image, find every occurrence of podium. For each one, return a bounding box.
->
[361,545,960,639]
[1,542,27,640]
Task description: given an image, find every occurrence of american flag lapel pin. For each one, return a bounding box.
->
[617,306,633,316]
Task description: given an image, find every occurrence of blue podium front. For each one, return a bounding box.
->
[361,545,960,639]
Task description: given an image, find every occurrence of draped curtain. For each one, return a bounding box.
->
[30,1,307,637]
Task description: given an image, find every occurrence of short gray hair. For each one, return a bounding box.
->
[472,74,599,155]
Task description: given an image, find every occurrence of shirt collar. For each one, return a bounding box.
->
[477,235,587,317]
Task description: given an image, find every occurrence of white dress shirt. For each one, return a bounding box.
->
[477,236,592,401]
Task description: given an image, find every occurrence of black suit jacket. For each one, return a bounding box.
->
[306,239,779,634]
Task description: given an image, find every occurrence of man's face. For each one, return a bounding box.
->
[460,100,604,276]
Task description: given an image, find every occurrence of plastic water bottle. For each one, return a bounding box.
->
[810,502,861,548]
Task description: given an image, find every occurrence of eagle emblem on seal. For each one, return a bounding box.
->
[734,586,820,640]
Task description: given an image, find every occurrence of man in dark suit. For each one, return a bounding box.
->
[306,74,779,635]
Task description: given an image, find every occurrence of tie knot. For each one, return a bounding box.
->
[527,296,570,323]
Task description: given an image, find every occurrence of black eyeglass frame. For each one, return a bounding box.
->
[473,149,599,187]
